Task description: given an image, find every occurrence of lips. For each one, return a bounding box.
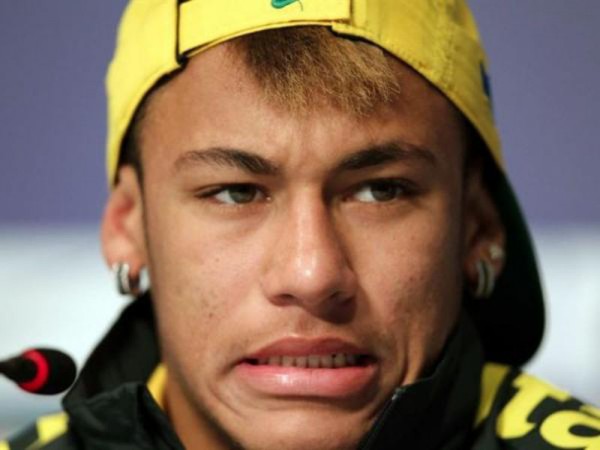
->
[235,338,378,399]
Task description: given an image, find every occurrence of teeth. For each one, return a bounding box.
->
[333,353,346,368]
[268,356,281,366]
[320,355,333,368]
[295,356,308,368]
[258,353,362,368]
[282,356,294,367]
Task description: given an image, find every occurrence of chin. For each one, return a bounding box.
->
[230,409,371,450]
[240,432,363,450]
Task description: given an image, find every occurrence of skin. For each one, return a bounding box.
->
[101,44,505,449]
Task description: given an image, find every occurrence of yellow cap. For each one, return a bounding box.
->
[106,0,544,365]
[106,0,500,186]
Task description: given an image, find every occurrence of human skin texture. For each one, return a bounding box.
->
[102,43,502,450]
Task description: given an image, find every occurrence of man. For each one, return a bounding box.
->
[3,0,599,449]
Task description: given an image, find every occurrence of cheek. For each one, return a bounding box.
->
[143,195,268,364]
[348,196,464,360]
[147,188,263,293]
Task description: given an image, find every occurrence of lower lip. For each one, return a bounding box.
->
[235,362,378,399]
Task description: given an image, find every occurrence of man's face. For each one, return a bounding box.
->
[134,44,468,449]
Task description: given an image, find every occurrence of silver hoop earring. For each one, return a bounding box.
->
[113,262,141,296]
[474,259,495,299]
[489,243,505,262]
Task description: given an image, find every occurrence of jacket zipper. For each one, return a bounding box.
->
[358,387,404,449]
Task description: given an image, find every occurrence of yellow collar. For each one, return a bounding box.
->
[147,364,168,410]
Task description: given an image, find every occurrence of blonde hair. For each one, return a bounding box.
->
[122,26,402,174]
[235,26,401,115]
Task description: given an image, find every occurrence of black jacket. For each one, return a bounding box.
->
[3,295,599,449]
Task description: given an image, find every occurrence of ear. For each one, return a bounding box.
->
[462,160,507,289]
[100,166,147,279]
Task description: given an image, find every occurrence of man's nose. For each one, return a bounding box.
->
[260,196,358,319]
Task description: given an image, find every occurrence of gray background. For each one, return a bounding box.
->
[0,0,599,440]
[1,1,599,225]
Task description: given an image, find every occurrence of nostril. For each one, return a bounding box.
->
[329,291,353,305]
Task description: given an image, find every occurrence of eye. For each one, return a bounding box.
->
[351,180,412,203]
[201,184,266,205]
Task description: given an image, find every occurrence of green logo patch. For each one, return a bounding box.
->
[272,0,303,10]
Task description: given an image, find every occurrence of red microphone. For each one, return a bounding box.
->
[0,348,77,395]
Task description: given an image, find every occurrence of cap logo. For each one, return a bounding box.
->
[272,0,303,10]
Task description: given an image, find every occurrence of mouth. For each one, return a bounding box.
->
[245,353,375,369]
[234,339,379,399]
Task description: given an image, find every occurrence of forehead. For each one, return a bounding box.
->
[147,41,459,118]
[138,42,465,172]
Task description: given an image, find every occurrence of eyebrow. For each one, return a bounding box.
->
[173,141,436,176]
[174,147,280,176]
[335,141,437,172]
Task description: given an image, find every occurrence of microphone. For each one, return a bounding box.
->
[0,348,77,395]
